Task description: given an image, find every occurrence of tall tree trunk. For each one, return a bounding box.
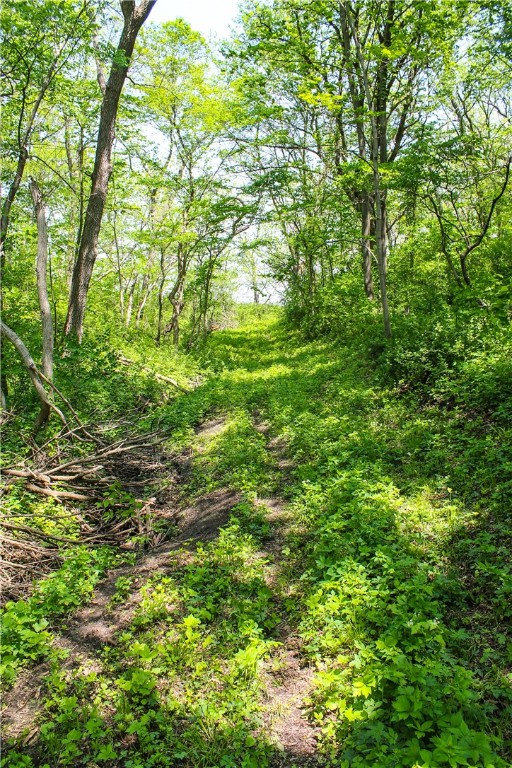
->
[166,245,187,347]
[249,251,260,304]
[156,248,167,344]
[361,194,374,299]
[156,278,165,344]
[170,286,185,347]
[376,194,391,338]
[346,2,391,337]
[200,256,216,339]
[0,382,6,412]
[64,0,156,341]
[30,180,53,383]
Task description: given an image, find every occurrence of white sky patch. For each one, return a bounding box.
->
[148,0,241,40]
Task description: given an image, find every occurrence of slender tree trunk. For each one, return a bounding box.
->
[166,245,187,347]
[30,180,53,383]
[72,125,86,289]
[170,286,185,347]
[64,0,156,341]
[0,149,28,273]
[0,381,6,411]
[135,275,152,328]
[376,194,391,337]
[156,279,165,343]
[156,248,167,343]
[201,257,216,338]
[125,279,136,326]
[361,194,374,299]
[249,252,260,304]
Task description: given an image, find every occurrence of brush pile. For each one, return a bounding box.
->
[0,423,173,601]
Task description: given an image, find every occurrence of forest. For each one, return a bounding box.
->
[1,0,512,766]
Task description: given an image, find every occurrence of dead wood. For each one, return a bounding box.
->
[0,520,89,544]
[0,321,67,434]
[36,369,102,445]
[25,483,92,501]
[2,468,52,484]
[118,355,191,393]
[1,421,172,602]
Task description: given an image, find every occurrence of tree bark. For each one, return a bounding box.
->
[125,279,136,327]
[156,250,166,344]
[169,285,185,347]
[30,179,53,383]
[135,275,153,327]
[64,0,157,341]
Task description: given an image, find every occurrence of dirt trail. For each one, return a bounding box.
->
[3,417,322,765]
[251,424,320,765]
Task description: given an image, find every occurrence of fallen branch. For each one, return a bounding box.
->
[0,320,67,434]
[118,355,192,393]
[37,369,103,445]
[1,561,41,571]
[0,520,85,544]
[2,468,52,484]
[51,465,105,482]
[25,483,92,502]
[1,535,55,554]
[44,436,162,476]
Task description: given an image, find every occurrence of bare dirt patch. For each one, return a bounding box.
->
[264,641,319,763]
[254,422,322,764]
[2,420,243,741]
[3,414,323,765]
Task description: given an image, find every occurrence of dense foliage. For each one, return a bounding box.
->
[1,0,512,766]
[2,310,512,767]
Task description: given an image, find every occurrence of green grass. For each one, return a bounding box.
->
[4,308,512,767]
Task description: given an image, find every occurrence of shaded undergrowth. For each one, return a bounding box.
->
[3,309,511,767]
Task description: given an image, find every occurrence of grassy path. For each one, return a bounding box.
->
[4,312,511,767]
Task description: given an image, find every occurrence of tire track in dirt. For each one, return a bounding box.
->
[253,422,322,766]
[2,419,239,743]
[4,416,323,766]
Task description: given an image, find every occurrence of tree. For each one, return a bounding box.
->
[230,0,467,336]
[0,0,96,418]
[0,0,93,271]
[65,0,157,340]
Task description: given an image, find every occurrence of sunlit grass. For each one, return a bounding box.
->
[4,308,511,767]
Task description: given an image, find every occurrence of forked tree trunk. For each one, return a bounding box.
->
[135,275,153,327]
[166,244,187,347]
[169,287,185,347]
[64,0,156,341]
